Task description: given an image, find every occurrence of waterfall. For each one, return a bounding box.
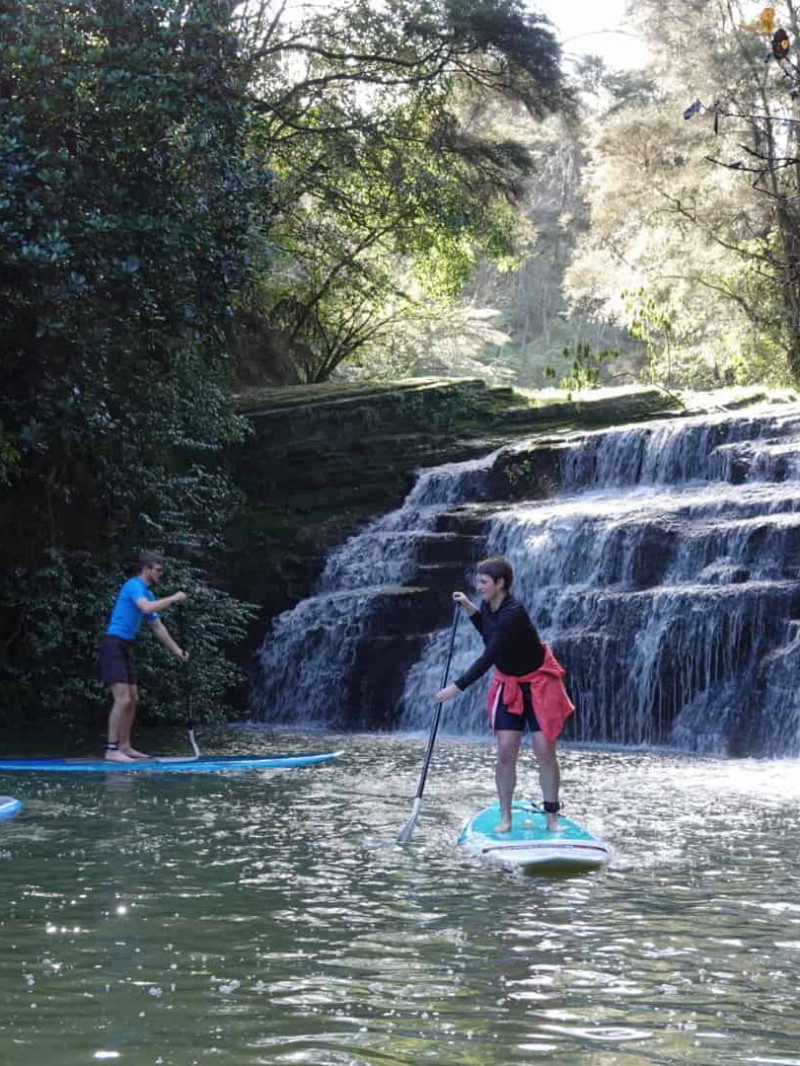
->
[250,452,499,728]
[398,406,800,756]
[252,403,800,756]
[558,410,800,488]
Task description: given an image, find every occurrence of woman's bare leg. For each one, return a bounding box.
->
[531,731,561,831]
[494,730,523,832]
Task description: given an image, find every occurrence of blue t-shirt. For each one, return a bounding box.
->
[107,577,159,640]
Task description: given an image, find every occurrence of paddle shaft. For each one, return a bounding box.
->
[178,604,200,756]
[411,605,460,801]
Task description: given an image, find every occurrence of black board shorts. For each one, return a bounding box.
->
[492,682,542,733]
[98,635,137,685]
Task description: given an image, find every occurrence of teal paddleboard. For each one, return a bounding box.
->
[0,751,343,774]
[458,800,611,872]
[0,796,23,821]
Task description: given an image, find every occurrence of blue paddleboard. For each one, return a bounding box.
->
[459,800,611,872]
[0,751,343,774]
[0,796,23,821]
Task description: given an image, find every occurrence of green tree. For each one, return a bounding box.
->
[231,0,572,382]
[0,0,271,726]
[565,0,800,386]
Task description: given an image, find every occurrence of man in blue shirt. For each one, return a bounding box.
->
[98,551,188,762]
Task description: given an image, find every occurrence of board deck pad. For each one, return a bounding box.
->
[458,800,611,872]
[0,796,23,821]
[0,751,343,774]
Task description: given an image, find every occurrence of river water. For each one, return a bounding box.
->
[1,729,799,1065]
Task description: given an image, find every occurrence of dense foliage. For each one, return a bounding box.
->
[565,0,800,387]
[17,0,797,732]
[357,3,800,390]
[0,0,270,728]
[1,0,573,730]
[231,0,570,383]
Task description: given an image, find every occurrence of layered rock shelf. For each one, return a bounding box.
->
[224,380,682,632]
[249,393,800,754]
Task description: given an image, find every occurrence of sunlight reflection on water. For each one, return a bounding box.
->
[0,731,799,1064]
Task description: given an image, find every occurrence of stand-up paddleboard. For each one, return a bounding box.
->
[459,800,611,873]
[0,751,343,774]
[0,796,23,821]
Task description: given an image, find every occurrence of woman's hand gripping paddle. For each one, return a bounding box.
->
[396,606,460,845]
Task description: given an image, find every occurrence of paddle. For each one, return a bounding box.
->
[178,603,200,758]
[396,605,460,845]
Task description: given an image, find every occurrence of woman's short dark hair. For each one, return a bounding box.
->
[476,555,513,590]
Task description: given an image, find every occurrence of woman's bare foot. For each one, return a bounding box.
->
[493,818,512,834]
[105,749,136,763]
[122,747,151,760]
[546,814,562,832]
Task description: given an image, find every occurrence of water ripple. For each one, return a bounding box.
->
[1,732,799,1064]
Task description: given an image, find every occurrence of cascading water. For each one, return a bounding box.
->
[250,453,499,728]
[252,404,800,756]
[398,407,800,756]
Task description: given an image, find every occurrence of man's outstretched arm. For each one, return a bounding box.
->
[148,619,189,660]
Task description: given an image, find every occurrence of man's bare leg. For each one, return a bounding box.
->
[532,731,561,831]
[106,684,136,762]
[118,686,149,758]
[494,730,523,832]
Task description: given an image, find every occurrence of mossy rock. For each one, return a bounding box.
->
[223,379,782,637]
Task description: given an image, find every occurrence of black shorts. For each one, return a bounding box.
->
[98,635,137,686]
[492,682,541,733]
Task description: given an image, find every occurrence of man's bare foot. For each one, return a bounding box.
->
[493,818,512,834]
[122,747,151,760]
[105,749,136,763]
[546,815,562,832]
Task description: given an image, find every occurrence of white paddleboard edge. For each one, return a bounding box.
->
[463,838,611,870]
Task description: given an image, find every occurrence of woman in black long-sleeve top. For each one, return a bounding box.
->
[435,556,571,833]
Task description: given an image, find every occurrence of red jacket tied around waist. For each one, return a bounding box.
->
[488,644,574,742]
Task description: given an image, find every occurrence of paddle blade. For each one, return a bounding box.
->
[188,727,200,758]
[396,798,422,845]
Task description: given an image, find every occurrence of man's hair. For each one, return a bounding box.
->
[138,551,163,571]
[477,555,513,590]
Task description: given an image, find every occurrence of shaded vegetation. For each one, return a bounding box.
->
[5,0,799,735]
[0,0,572,728]
[0,0,270,726]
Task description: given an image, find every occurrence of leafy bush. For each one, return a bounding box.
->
[0,0,271,726]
